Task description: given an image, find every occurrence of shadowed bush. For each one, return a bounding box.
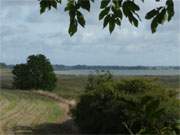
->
[72,73,179,134]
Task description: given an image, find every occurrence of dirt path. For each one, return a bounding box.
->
[33,90,79,133]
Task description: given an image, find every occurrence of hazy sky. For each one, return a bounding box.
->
[0,0,180,66]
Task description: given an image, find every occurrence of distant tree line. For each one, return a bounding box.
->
[1,63,180,70]
[53,65,180,70]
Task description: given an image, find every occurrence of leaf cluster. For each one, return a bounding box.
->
[145,0,174,33]
[39,0,175,36]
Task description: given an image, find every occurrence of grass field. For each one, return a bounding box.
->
[0,90,63,135]
[54,74,180,99]
[1,68,180,99]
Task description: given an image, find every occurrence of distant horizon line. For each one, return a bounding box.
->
[0,62,180,67]
[53,64,180,67]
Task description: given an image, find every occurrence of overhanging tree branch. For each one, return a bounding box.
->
[39,0,175,36]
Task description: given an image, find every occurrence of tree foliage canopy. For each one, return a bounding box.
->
[39,0,175,36]
[12,54,57,90]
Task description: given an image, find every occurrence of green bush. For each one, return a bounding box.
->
[12,54,57,91]
[72,73,179,134]
[115,78,158,94]
[12,64,31,89]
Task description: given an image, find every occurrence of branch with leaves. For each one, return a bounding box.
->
[39,0,174,36]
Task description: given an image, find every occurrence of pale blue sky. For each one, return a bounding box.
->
[0,0,180,66]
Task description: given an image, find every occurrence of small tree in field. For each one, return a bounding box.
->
[12,54,57,91]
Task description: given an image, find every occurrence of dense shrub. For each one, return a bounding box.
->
[12,64,31,89]
[12,54,57,91]
[115,78,158,94]
[72,73,179,134]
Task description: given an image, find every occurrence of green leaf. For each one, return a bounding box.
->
[109,18,115,33]
[103,14,111,28]
[127,13,139,27]
[39,0,61,14]
[166,0,174,21]
[78,0,91,11]
[156,8,166,24]
[77,11,86,27]
[126,1,140,11]
[131,1,140,11]
[111,5,122,20]
[69,19,78,36]
[145,9,158,20]
[40,0,48,14]
[116,9,123,20]
[99,7,110,20]
[151,17,158,33]
[40,6,46,14]
[51,1,57,9]
[132,16,138,27]
[69,9,76,20]
[65,0,76,11]
[122,2,130,17]
[100,0,110,9]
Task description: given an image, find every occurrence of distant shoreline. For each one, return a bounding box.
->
[54,68,180,71]
[1,68,180,76]
[1,62,180,71]
[53,65,180,71]
[55,69,180,76]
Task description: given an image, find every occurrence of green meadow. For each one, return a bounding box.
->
[1,69,180,99]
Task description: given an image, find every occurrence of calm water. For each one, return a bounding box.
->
[55,69,180,76]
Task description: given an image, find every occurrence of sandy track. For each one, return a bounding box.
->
[33,90,79,133]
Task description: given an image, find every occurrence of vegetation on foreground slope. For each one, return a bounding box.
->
[0,90,63,135]
[72,73,180,134]
[1,68,180,100]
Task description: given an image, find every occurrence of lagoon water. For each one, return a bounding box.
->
[55,69,180,76]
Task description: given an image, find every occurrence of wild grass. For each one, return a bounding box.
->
[0,68,179,99]
[0,90,63,135]
[54,74,180,99]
